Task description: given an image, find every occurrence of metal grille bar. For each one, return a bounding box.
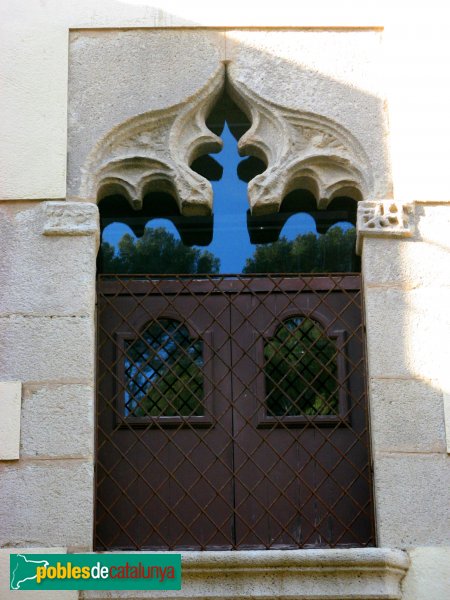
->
[95,274,375,550]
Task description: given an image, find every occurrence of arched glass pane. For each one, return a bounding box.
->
[265,316,339,416]
[124,318,204,417]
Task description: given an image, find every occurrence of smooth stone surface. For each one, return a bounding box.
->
[369,377,446,453]
[402,546,450,600]
[0,460,93,548]
[364,286,450,383]
[0,381,21,460]
[21,384,94,458]
[374,453,450,547]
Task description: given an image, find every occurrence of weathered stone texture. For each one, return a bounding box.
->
[0,315,94,383]
[363,236,450,288]
[0,548,77,600]
[0,460,93,548]
[21,384,94,458]
[82,548,409,600]
[228,30,390,200]
[374,453,450,547]
[68,29,225,198]
[369,378,446,454]
[0,203,97,317]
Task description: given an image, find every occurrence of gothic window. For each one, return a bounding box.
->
[95,87,374,550]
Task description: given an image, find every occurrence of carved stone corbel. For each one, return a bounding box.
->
[42,201,99,236]
[356,200,415,254]
[81,65,225,216]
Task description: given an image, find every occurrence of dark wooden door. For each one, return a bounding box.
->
[229,279,371,548]
[96,280,235,549]
[95,275,374,550]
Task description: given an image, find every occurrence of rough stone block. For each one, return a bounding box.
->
[0,381,21,460]
[369,378,446,453]
[374,453,450,547]
[0,203,97,317]
[0,460,93,548]
[0,547,77,600]
[365,287,450,384]
[0,314,94,383]
[402,546,450,600]
[363,236,450,288]
[21,384,94,458]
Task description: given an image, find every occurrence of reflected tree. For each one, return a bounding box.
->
[125,319,204,417]
[100,227,220,274]
[265,317,339,416]
[243,226,358,273]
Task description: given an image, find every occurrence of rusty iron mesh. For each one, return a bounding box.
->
[95,274,375,550]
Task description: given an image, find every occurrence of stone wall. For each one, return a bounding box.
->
[0,201,98,553]
[1,5,450,599]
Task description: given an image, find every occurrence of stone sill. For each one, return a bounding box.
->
[81,548,409,600]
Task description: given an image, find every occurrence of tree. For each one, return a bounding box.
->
[265,317,339,416]
[243,226,358,273]
[100,227,220,274]
[125,319,203,417]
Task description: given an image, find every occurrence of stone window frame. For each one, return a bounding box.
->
[34,36,417,599]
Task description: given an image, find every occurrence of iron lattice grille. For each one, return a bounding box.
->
[96,274,375,550]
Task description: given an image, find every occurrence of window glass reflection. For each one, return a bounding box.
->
[99,118,359,274]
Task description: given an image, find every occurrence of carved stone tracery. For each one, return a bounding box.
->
[82,65,225,216]
[81,63,375,221]
[227,69,372,215]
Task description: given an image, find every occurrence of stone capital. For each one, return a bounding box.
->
[356,200,415,255]
[42,201,99,237]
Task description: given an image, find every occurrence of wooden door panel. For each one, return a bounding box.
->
[230,285,371,548]
[96,284,234,549]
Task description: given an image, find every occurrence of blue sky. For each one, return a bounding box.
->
[102,123,350,272]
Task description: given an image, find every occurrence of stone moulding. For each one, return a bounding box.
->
[42,201,99,236]
[227,65,373,215]
[81,62,375,219]
[81,548,409,600]
[81,65,225,216]
[356,200,415,255]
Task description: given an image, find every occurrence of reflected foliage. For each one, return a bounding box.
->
[265,317,339,416]
[243,226,358,273]
[101,227,220,274]
[125,319,204,417]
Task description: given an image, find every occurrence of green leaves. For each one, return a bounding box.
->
[101,227,220,274]
[243,227,358,274]
[265,317,339,416]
